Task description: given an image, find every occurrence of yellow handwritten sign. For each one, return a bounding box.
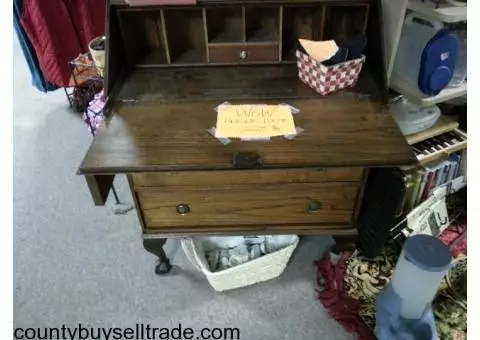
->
[215,104,296,138]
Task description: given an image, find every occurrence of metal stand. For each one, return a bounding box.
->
[111,185,134,215]
[66,53,103,113]
[112,186,120,204]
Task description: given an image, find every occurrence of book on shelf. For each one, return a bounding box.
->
[439,163,449,186]
[459,149,467,179]
[402,172,415,214]
[408,170,425,212]
[445,163,453,183]
[399,149,466,214]
[422,171,436,201]
[450,152,461,178]
[415,170,429,207]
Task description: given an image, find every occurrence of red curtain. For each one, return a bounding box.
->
[20,0,107,87]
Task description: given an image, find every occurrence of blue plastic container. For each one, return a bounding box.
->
[394,13,459,96]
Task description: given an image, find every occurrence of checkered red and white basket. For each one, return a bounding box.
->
[296,50,366,95]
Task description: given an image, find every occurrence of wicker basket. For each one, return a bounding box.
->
[181,236,299,292]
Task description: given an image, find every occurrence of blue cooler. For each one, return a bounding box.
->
[394,13,459,96]
[418,29,459,95]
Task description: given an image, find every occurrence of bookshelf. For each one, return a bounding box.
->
[394,111,467,222]
[399,124,466,218]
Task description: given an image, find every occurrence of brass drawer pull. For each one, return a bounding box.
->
[239,50,248,60]
[307,200,322,213]
[176,204,190,215]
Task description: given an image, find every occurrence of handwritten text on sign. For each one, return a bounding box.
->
[215,105,296,138]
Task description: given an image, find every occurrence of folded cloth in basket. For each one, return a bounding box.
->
[204,235,296,272]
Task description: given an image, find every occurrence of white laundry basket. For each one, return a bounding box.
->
[181,236,299,292]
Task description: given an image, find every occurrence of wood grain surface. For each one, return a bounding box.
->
[131,168,364,188]
[78,99,415,174]
[85,175,115,206]
[137,182,360,227]
[142,224,358,236]
[118,65,381,102]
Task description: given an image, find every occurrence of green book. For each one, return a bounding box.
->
[415,171,429,207]
[402,173,415,214]
[409,170,425,212]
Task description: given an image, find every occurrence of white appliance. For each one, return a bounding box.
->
[391,96,441,135]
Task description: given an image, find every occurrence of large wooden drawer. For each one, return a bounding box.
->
[130,168,364,233]
[135,182,359,228]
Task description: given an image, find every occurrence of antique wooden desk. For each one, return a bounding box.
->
[78,0,416,274]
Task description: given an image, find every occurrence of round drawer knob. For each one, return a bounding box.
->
[307,200,322,213]
[239,50,248,60]
[176,204,190,215]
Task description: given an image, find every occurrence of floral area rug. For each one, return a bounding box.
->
[315,224,467,340]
